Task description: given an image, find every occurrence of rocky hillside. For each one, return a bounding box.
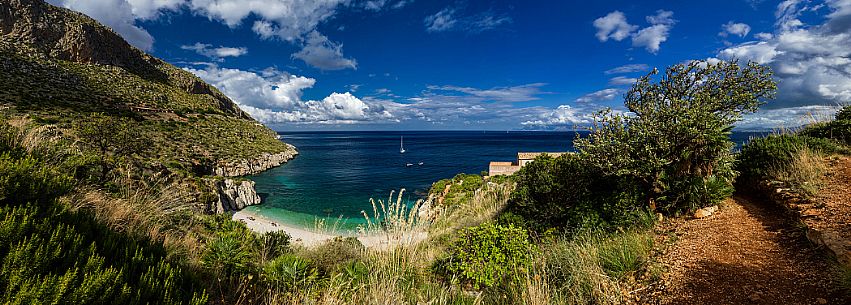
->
[0,0,296,212]
[0,0,294,168]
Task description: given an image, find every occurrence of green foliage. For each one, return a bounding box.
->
[0,153,73,206]
[440,223,533,289]
[575,60,776,214]
[201,216,259,277]
[430,173,484,206]
[800,119,851,146]
[263,254,319,292]
[507,154,647,232]
[303,236,365,274]
[259,230,292,261]
[836,104,851,121]
[737,134,847,185]
[202,234,254,277]
[72,113,151,182]
[596,231,654,279]
[337,260,369,286]
[0,164,205,304]
[544,230,653,304]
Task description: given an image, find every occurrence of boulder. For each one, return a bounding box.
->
[694,206,719,219]
[213,178,261,213]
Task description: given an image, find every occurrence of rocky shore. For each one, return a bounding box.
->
[208,145,298,213]
[213,144,298,177]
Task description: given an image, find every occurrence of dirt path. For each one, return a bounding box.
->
[809,156,851,249]
[639,196,850,304]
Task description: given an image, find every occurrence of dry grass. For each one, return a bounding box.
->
[768,145,828,196]
[63,170,205,260]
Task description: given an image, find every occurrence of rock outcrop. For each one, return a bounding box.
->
[213,145,298,177]
[212,178,261,213]
[0,0,250,119]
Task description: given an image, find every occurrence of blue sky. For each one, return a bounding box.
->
[49,0,851,130]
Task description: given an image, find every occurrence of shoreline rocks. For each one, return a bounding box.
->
[213,145,298,177]
[212,178,261,213]
[208,145,298,213]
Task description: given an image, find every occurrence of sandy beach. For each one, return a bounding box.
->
[232,209,427,250]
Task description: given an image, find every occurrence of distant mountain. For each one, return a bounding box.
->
[0,0,294,178]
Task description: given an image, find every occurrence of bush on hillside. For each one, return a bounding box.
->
[737,134,846,188]
[259,230,292,262]
[0,153,73,206]
[201,217,260,278]
[507,154,648,231]
[0,121,206,304]
[429,173,484,206]
[303,236,364,275]
[575,60,776,214]
[800,120,851,146]
[72,113,151,182]
[263,254,319,293]
[836,104,851,121]
[438,223,533,289]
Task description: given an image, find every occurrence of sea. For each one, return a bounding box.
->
[243,130,766,231]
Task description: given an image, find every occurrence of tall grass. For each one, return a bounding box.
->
[65,170,204,261]
[544,230,653,305]
[766,144,827,196]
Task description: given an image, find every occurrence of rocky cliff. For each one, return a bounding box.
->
[213,146,299,177]
[211,179,262,213]
[0,0,249,119]
[1,0,296,214]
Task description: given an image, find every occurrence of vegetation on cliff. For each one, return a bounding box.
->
[0,0,292,177]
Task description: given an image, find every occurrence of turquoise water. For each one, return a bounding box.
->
[245,131,766,231]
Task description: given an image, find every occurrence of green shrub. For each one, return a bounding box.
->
[336,260,369,287]
[202,234,254,277]
[0,153,73,206]
[259,230,291,261]
[737,134,847,185]
[800,120,851,146]
[303,236,364,274]
[440,223,533,289]
[263,254,319,292]
[836,105,851,121]
[507,154,647,232]
[544,230,653,304]
[576,60,775,214]
[430,173,485,206]
[597,231,654,279]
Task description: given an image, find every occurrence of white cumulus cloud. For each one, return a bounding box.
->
[594,10,676,54]
[593,11,636,42]
[291,31,358,71]
[720,21,752,37]
[631,10,676,54]
[719,0,851,109]
[575,88,621,104]
[185,65,392,124]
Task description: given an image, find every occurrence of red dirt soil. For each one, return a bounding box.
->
[638,196,850,305]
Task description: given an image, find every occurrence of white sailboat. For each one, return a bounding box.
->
[400,136,406,154]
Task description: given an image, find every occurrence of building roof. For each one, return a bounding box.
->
[489,161,514,166]
[517,152,568,160]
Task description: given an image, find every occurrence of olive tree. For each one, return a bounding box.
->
[575,60,776,213]
[72,113,149,182]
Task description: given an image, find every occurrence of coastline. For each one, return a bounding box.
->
[232,209,427,250]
